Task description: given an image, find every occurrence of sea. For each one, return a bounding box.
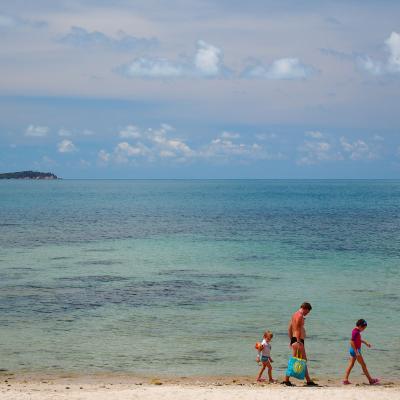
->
[0,180,399,379]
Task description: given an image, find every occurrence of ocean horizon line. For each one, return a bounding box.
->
[2,177,400,181]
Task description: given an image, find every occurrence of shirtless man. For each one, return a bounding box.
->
[283,302,317,386]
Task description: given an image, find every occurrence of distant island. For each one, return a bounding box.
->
[0,171,59,180]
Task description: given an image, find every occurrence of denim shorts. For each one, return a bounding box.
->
[261,355,270,363]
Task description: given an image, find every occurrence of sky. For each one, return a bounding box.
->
[1,0,400,178]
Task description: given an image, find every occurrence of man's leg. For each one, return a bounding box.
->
[299,344,311,383]
[300,344,317,385]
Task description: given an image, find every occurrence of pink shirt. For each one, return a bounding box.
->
[351,328,362,349]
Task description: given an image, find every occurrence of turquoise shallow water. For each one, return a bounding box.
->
[0,180,399,378]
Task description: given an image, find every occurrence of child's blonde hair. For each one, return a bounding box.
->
[263,330,273,339]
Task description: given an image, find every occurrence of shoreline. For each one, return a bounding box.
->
[1,371,399,388]
[1,373,399,400]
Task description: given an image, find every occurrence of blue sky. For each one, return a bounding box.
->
[1,0,400,178]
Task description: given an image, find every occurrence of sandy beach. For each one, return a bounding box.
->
[1,374,399,400]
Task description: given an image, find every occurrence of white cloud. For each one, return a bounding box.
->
[360,31,400,76]
[221,131,240,139]
[305,131,324,139]
[123,57,184,78]
[199,132,282,161]
[116,141,147,156]
[194,40,222,77]
[118,125,141,138]
[298,134,382,165]
[160,123,174,132]
[97,124,285,165]
[100,123,194,164]
[359,56,383,76]
[386,31,400,72]
[147,125,194,160]
[58,139,77,153]
[298,140,342,165]
[201,138,260,158]
[243,58,315,80]
[120,40,226,79]
[113,141,150,163]
[268,58,313,80]
[340,137,377,160]
[98,149,110,163]
[166,139,191,153]
[108,34,317,81]
[159,150,176,158]
[25,125,49,137]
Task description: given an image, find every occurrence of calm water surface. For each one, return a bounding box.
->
[0,180,399,378]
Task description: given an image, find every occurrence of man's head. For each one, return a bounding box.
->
[300,302,312,316]
[356,319,367,331]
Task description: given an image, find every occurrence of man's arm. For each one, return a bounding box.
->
[288,321,293,339]
[362,339,371,348]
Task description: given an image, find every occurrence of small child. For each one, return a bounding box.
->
[256,330,276,383]
[343,319,379,385]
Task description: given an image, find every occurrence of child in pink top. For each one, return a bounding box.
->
[343,319,379,385]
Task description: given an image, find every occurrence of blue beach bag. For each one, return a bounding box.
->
[286,350,307,380]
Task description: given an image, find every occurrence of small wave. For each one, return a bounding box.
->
[235,255,270,261]
[159,270,263,280]
[84,248,116,253]
[58,275,130,283]
[78,260,123,266]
